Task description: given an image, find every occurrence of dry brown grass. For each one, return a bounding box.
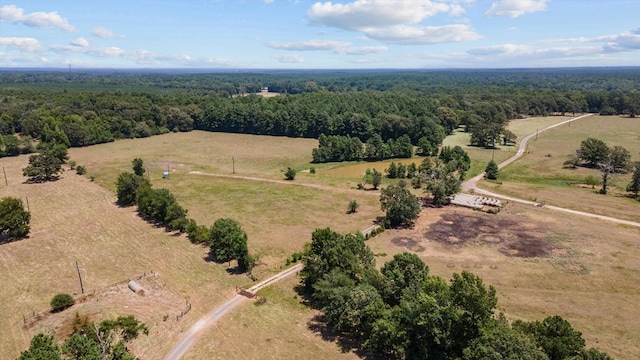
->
[488,115,640,223]
[3,127,640,359]
[365,203,640,360]
[0,155,258,359]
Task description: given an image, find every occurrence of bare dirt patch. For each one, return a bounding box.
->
[391,237,426,252]
[424,212,563,258]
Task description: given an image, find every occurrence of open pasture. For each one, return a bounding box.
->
[486,115,640,222]
[186,202,640,360]
[2,125,639,359]
[0,155,255,359]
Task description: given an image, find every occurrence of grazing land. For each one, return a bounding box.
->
[1,119,639,359]
[480,115,640,223]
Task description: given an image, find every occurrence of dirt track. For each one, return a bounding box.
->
[461,114,640,228]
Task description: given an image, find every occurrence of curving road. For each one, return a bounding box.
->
[164,263,303,360]
[461,113,640,228]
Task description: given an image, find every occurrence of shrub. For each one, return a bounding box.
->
[284,167,297,180]
[310,167,316,174]
[485,160,499,180]
[51,293,75,313]
[347,200,359,214]
[68,160,77,170]
[76,165,87,175]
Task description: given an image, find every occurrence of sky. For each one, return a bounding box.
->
[1,0,639,69]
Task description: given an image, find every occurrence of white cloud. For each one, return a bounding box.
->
[272,54,305,63]
[267,39,351,51]
[603,29,640,52]
[307,0,479,45]
[0,5,74,31]
[71,37,89,47]
[467,43,531,56]
[0,37,42,52]
[365,24,481,44]
[268,39,388,55]
[92,26,123,39]
[308,0,453,30]
[50,43,237,67]
[485,0,548,18]
[335,46,388,55]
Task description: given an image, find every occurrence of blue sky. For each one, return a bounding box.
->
[1,0,639,69]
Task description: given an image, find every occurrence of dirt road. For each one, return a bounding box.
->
[163,263,303,360]
[461,114,640,228]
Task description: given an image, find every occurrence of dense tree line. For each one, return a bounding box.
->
[2,69,640,161]
[301,228,613,360]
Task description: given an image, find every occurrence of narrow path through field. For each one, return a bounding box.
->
[462,113,640,228]
[188,171,380,196]
[163,263,303,360]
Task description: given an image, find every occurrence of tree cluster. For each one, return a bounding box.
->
[301,228,613,360]
[410,147,469,206]
[18,315,148,360]
[115,158,189,232]
[385,161,417,179]
[0,197,31,242]
[204,218,253,272]
[567,138,633,194]
[380,182,421,227]
[22,144,69,183]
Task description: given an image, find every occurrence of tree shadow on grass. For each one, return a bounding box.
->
[0,234,30,245]
[307,314,386,360]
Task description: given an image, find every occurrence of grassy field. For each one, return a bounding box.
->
[2,124,639,359]
[0,157,253,359]
[482,115,640,222]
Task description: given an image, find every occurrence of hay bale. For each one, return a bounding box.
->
[128,280,145,296]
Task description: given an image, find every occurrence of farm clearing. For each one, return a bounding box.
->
[1,116,639,359]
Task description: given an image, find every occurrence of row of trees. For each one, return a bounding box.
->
[300,228,611,359]
[115,158,254,272]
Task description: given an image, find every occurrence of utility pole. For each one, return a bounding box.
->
[2,166,7,186]
[232,156,235,174]
[76,261,84,294]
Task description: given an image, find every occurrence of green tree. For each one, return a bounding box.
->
[347,200,359,214]
[450,271,498,352]
[502,129,518,145]
[386,161,398,179]
[22,152,64,182]
[380,183,420,227]
[17,333,61,360]
[362,168,383,190]
[61,334,102,360]
[463,322,548,360]
[598,145,631,194]
[0,197,30,241]
[132,157,145,176]
[514,315,586,360]
[301,228,374,291]
[284,167,296,180]
[207,218,249,267]
[116,172,150,206]
[627,161,640,196]
[423,166,461,206]
[50,293,75,313]
[578,138,609,167]
[485,160,499,180]
[380,252,429,306]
